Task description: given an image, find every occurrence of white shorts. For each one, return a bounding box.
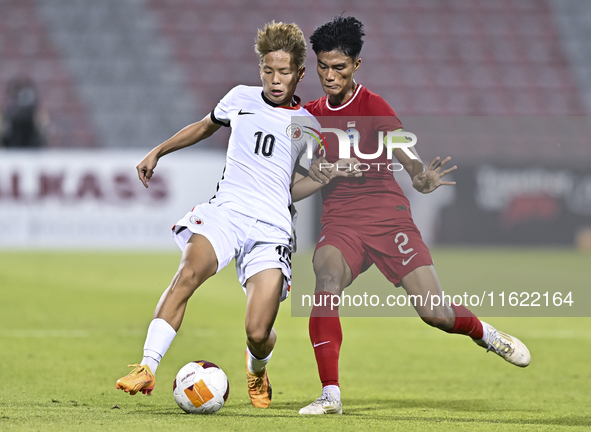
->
[172,202,292,301]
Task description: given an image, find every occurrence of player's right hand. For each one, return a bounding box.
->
[136,153,159,188]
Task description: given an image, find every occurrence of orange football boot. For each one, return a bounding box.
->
[245,351,272,408]
[116,364,155,395]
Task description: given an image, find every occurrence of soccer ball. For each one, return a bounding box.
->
[173,360,229,414]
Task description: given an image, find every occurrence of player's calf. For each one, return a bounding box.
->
[419,314,454,331]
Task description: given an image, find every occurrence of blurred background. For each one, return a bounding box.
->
[1,0,590,250]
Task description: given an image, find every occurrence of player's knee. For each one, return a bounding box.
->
[174,266,205,295]
[245,326,270,347]
[421,314,454,330]
[315,269,344,295]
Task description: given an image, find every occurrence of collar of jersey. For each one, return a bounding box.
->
[261,91,302,110]
[325,84,363,111]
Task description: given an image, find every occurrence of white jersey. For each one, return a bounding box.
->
[209,85,319,236]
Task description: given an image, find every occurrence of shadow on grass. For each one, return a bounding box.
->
[341,415,591,428]
[344,398,497,413]
[143,400,591,427]
[339,399,591,427]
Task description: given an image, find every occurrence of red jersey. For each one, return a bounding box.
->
[304,84,412,224]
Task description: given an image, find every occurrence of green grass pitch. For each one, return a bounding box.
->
[0,248,590,431]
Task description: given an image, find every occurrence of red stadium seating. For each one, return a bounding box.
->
[145,0,586,160]
[147,0,585,117]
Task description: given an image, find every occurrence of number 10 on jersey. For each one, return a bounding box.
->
[254,132,275,157]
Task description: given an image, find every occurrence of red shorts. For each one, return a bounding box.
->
[314,217,433,286]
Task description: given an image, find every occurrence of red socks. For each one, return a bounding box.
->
[308,296,483,388]
[446,304,484,339]
[309,291,342,387]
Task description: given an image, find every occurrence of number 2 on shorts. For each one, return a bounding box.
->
[395,232,414,255]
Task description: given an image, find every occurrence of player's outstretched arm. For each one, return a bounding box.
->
[292,158,362,202]
[412,156,457,194]
[392,139,457,194]
[136,114,221,188]
[392,144,425,182]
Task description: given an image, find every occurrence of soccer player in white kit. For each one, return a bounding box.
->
[115,22,359,408]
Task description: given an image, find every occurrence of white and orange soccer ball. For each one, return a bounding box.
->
[173,361,229,414]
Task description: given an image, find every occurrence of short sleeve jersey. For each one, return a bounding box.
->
[304,84,412,224]
[210,85,319,235]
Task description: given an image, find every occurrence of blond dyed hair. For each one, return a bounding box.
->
[254,21,307,69]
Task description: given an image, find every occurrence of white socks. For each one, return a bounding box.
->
[141,318,177,374]
[323,385,341,401]
[247,348,273,374]
[480,322,490,343]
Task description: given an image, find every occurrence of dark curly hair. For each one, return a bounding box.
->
[309,16,365,59]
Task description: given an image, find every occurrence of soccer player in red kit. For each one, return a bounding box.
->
[298,16,531,415]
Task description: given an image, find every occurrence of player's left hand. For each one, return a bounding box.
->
[309,157,362,184]
[329,158,363,179]
[309,157,331,184]
[412,156,456,194]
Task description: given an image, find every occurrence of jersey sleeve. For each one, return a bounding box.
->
[303,99,320,116]
[210,86,238,127]
[297,113,321,171]
[296,151,311,175]
[370,94,403,133]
